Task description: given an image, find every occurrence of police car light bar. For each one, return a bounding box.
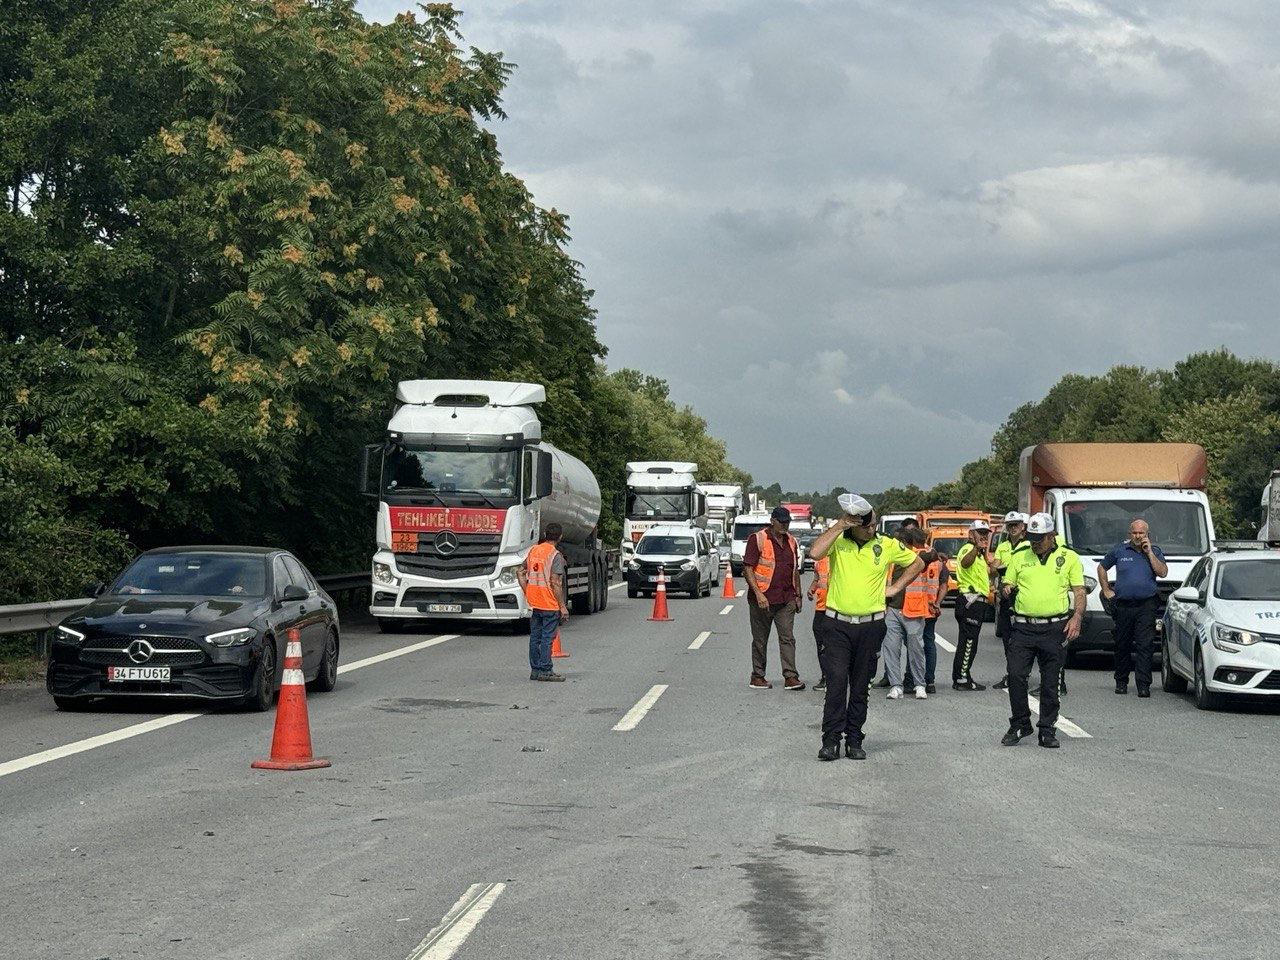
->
[1213,540,1272,552]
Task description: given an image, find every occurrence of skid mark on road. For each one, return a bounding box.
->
[407,882,506,960]
[1,633,460,781]
[689,631,711,650]
[613,684,669,731]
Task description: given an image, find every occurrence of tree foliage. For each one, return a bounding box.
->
[0,1,742,603]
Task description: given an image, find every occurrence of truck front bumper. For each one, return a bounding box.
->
[369,553,528,621]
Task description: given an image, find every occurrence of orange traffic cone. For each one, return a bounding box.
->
[551,627,569,658]
[252,628,331,771]
[722,564,736,599]
[648,566,673,622]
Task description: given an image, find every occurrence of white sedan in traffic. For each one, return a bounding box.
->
[1161,545,1280,709]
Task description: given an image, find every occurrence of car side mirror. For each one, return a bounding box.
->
[1171,585,1203,605]
[359,444,382,498]
[281,584,308,603]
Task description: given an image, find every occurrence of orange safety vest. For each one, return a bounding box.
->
[900,548,942,619]
[812,555,830,612]
[523,541,561,611]
[751,529,798,595]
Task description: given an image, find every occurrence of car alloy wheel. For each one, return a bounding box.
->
[310,630,338,693]
[248,639,276,712]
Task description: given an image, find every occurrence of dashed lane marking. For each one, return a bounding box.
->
[1027,695,1093,738]
[718,604,734,615]
[407,882,506,960]
[608,582,626,591]
[931,630,957,654]
[736,589,745,598]
[0,633,460,781]
[689,631,711,650]
[613,684,669,732]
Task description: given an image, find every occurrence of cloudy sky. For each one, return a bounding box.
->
[363,0,1280,492]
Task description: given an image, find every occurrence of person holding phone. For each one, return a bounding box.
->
[808,493,922,761]
[953,519,996,690]
[1098,519,1168,697]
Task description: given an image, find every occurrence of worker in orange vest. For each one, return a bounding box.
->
[807,549,832,691]
[743,505,805,690]
[881,527,947,699]
[517,522,570,682]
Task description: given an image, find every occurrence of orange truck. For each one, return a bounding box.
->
[926,525,972,600]
[918,507,989,531]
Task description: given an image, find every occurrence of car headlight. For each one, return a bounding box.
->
[497,564,521,587]
[373,561,398,585]
[627,560,640,571]
[1213,624,1259,652]
[681,561,696,571]
[205,627,256,647]
[55,625,85,645]
[1082,575,1098,592]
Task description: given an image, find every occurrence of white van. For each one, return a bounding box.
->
[625,523,716,599]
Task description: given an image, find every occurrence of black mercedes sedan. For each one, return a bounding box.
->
[47,546,340,711]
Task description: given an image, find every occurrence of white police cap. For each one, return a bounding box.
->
[1026,512,1055,535]
[970,518,991,532]
[837,492,873,517]
[1003,511,1029,524]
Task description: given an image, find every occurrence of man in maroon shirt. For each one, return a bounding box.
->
[743,506,805,691]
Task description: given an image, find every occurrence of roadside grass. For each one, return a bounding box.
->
[0,634,45,685]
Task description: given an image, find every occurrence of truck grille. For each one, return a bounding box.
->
[394,534,501,580]
[401,588,490,609]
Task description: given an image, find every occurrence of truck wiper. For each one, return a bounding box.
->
[386,487,446,504]
[458,491,503,509]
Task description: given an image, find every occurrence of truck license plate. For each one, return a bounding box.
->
[107,666,171,682]
[423,603,463,614]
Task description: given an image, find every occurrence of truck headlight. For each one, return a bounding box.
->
[205,627,256,647]
[1213,624,1259,652]
[373,561,398,585]
[497,564,521,587]
[55,625,85,645]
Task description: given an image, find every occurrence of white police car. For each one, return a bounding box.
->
[1161,542,1280,709]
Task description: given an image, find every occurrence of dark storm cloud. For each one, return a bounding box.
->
[361,0,1280,491]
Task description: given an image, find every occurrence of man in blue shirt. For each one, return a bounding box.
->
[1098,519,1168,697]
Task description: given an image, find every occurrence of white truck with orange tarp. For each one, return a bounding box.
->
[1019,442,1214,658]
[361,380,610,631]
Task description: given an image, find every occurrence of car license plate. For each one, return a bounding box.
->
[423,603,463,614]
[647,576,663,583]
[107,666,171,682]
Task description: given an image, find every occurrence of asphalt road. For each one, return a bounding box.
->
[2,587,1279,960]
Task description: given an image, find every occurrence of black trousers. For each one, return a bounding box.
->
[1006,621,1067,734]
[1113,596,1157,687]
[820,617,887,746]
[812,611,834,683]
[953,594,989,682]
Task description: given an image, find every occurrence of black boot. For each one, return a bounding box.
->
[844,740,866,760]
[1001,722,1034,746]
[1115,681,1127,694]
[993,675,1009,690]
[1039,730,1060,748]
[814,677,827,692]
[818,740,840,761]
[953,678,987,691]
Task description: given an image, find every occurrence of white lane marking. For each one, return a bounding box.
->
[337,633,459,675]
[613,684,669,732]
[1027,695,1092,738]
[608,582,626,591]
[689,631,711,650]
[1,633,460,781]
[718,604,734,615]
[931,631,957,653]
[736,589,745,598]
[407,882,506,960]
[0,713,201,780]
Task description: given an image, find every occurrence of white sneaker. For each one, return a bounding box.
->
[914,685,928,700]
[887,686,903,700]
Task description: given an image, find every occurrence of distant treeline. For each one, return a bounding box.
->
[757,350,1279,538]
[0,1,746,604]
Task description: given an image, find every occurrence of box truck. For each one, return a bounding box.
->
[1019,442,1214,657]
[361,380,610,631]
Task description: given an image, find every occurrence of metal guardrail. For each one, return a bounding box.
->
[0,573,371,645]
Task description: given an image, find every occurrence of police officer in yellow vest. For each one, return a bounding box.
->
[992,511,1031,692]
[952,518,996,690]
[1000,512,1086,749]
[808,493,923,761]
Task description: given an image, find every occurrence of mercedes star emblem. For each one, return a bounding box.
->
[434,530,460,556]
[126,639,155,664]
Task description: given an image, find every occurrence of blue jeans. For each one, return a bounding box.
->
[923,617,938,684]
[529,609,560,673]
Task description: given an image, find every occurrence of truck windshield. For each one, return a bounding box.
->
[383,447,519,501]
[1062,499,1209,557]
[930,537,967,557]
[880,518,909,536]
[637,536,695,556]
[734,521,769,542]
[627,492,690,520]
[1215,560,1280,602]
